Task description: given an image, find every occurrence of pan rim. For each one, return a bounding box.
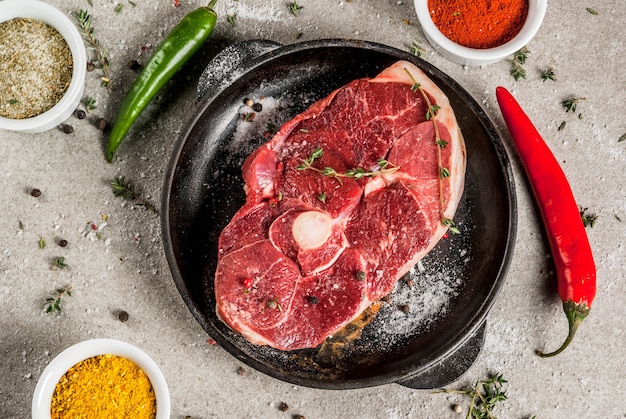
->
[161,38,518,389]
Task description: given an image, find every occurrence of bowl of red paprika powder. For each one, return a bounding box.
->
[32,338,170,419]
[415,0,547,66]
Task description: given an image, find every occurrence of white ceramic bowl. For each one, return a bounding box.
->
[32,338,170,419]
[0,0,86,133]
[414,0,547,66]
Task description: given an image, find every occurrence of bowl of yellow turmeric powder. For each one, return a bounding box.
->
[32,338,170,419]
[415,0,547,66]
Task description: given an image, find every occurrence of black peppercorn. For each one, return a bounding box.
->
[75,109,86,120]
[60,124,74,134]
[58,239,68,248]
[127,59,142,70]
[307,295,319,305]
[86,62,95,72]
[118,310,129,322]
[278,402,289,412]
[252,103,263,112]
[30,188,42,198]
[95,118,108,131]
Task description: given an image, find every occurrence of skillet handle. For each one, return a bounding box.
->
[196,39,283,102]
[396,321,486,389]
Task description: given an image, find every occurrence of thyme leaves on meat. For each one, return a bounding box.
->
[111,176,157,213]
[436,372,508,419]
[45,285,73,313]
[404,67,459,234]
[441,217,460,235]
[296,147,399,183]
[75,10,111,89]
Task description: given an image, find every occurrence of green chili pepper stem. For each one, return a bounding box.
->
[106,1,218,162]
[536,300,589,357]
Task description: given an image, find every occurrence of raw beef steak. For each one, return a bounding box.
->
[215,61,466,351]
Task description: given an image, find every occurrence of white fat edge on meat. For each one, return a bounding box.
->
[374,60,466,222]
[359,61,467,300]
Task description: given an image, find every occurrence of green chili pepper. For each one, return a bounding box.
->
[106,0,218,162]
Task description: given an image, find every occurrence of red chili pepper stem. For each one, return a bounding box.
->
[537,301,589,357]
[495,86,596,358]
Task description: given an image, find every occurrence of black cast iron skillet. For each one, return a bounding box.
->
[162,39,517,389]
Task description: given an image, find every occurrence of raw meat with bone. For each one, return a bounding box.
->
[215,60,466,351]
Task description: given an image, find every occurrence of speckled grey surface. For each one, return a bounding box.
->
[1,1,625,418]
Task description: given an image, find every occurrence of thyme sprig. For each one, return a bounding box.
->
[403,68,459,234]
[541,68,556,82]
[297,147,400,184]
[45,285,73,313]
[580,207,598,228]
[510,47,529,81]
[75,10,111,90]
[111,176,157,213]
[289,1,303,16]
[82,97,97,112]
[410,39,425,57]
[436,373,508,419]
[562,96,586,113]
[52,257,69,270]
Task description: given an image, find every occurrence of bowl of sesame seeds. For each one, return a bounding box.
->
[0,0,86,133]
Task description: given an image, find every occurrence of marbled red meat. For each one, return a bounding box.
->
[215,61,466,350]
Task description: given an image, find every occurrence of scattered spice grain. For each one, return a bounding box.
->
[51,354,156,419]
[30,188,42,198]
[118,310,130,322]
[59,124,74,134]
[96,117,108,130]
[428,0,529,48]
[0,18,73,119]
[58,239,69,248]
[128,59,143,70]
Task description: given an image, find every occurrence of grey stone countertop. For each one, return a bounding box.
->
[1,1,625,418]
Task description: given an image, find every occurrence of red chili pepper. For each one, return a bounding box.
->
[242,277,253,289]
[496,86,596,357]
